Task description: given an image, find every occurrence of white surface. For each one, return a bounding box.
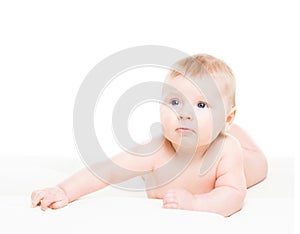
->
[0,155,294,234]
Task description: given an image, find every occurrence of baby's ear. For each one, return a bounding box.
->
[225,106,237,129]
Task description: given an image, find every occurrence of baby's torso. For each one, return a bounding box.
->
[142,140,221,199]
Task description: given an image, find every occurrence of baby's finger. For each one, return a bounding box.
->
[40,197,53,211]
[163,195,176,203]
[163,202,178,209]
[49,199,68,209]
[163,192,178,209]
[31,190,45,208]
[163,191,178,200]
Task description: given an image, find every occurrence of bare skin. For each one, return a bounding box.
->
[228,124,268,188]
[31,75,268,217]
[147,126,268,197]
[159,124,268,215]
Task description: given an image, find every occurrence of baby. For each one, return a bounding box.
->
[31,54,268,217]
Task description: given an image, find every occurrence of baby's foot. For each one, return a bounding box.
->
[162,188,196,211]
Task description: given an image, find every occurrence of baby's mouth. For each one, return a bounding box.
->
[175,127,196,134]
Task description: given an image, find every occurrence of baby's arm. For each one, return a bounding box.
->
[31,150,155,210]
[163,135,247,217]
[193,136,247,216]
[31,165,110,210]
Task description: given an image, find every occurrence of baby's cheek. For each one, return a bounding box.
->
[196,113,214,144]
[160,107,177,125]
[160,108,179,142]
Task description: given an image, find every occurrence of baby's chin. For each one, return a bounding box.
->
[165,134,199,150]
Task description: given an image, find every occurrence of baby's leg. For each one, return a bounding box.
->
[227,124,268,188]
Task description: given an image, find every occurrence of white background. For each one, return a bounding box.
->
[0,0,298,225]
[1,0,299,159]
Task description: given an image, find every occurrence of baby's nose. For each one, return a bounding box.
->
[177,112,192,120]
[176,103,194,120]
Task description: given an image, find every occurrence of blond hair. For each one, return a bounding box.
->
[168,54,236,107]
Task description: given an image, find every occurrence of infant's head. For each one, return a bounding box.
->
[160,54,236,149]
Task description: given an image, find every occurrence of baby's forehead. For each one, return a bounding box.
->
[162,75,225,98]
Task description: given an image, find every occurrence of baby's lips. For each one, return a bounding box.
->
[175,127,196,134]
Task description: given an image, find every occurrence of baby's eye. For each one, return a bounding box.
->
[170,99,180,106]
[197,102,207,108]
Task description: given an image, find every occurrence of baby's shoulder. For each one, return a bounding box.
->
[222,133,242,151]
[198,134,241,176]
[214,133,243,161]
[211,134,244,179]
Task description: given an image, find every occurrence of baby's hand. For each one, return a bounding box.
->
[163,188,196,211]
[31,186,69,211]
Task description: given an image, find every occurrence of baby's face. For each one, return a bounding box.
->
[160,75,227,149]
